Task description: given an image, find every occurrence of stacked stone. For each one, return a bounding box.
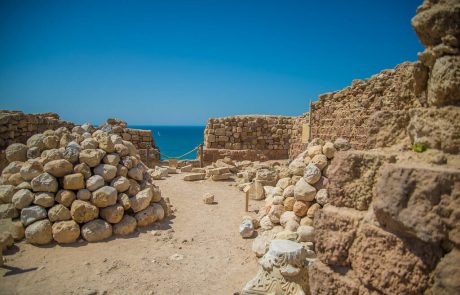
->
[0,126,169,245]
[204,115,295,151]
[0,110,75,150]
[243,138,350,259]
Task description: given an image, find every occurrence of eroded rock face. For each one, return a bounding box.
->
[431,249,460,294]
[427,55,460,106]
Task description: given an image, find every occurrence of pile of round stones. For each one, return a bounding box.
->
[0,124,170,245]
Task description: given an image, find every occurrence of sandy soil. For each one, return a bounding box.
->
[0,173,261,295]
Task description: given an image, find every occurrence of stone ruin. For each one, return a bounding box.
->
[0,123,172,257]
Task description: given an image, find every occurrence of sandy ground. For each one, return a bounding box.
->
[0,173,261,295]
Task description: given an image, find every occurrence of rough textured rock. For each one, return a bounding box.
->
[0,203,18,219]
[0,185,17,203]
[328,150,389,210]
[43,159,73,177]
[431,249,460,295]
[314,205,364,266]
[20,205,48,226]
[31,173,58,193]
[294,178,316,202]
[19,161,43,181]
[239,218,254,238]
[303,163,322,184]
[52,220,80,243]
[91,186,117,208]
[5,143,28,162]
[63,173,85,190]
[0,219,25,241]
[151,203,165,221]
[12,189,34,209]
[81,219,112,242]
[407,106,460,154]
[86,175,105,192]
[349,224,441,295]
[129,188,152,213]
[202,192,214,204]
[48,204,71,222]
[25,219,53,245]
[94,164,117,182]
[33,192,55,207]
[135,206,157,227]
[79,149,105,167]
[374,163,460,246]
[110,176,130,192]
[76,189,91,201]
[293,201,309,218]
[55,190,76,208]
[113,215,137,235]
[100,204,124,224]
[309,260,360,295]
[427,55,460,106]
[70,200,99,223]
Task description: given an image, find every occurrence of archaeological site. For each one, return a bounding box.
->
[0,0,459,294]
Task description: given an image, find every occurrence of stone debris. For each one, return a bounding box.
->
[202,193,215,204]
[239,217,254,238]
[0,126,172,246]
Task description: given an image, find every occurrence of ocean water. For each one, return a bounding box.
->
[129,125,205,160]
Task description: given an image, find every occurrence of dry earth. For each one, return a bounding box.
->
[0,173,261,295]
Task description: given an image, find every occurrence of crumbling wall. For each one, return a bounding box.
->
[309,1,460,294]
[203,115,297,162]
[289,113,309,158]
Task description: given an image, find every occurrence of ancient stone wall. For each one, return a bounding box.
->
[203,115,297,162]
[309,1,460,294]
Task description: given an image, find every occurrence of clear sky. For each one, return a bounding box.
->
[0,0,423,126]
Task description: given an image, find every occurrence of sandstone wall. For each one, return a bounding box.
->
[309,1,460,294]
[288,112,309,158]
[203,115,297,162]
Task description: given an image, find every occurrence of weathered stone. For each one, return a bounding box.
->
[31,173,58,193]
[282,185,294,199]
[374,163,460,246]
[431,248,460,295]
[240,217,254,238]
[268,204,285,224]
[79,149,105,167]
[19,161,43,181]
[91,186,117,208]
[81,219,112,242]
[0,219,24,241]
[294,177,316,202]
[0,185,17,203]
[306,203,321,219]
[0,204,18,219]
[52,220,80,243]
[202,192,214,204]
[113,215,137,235]
[33,192,55,207]
[427,56,460,106]
[117,193,131,210]
[135,206,157,227]
[255,168,278,186]
[315,189,328,206]
[100,204,124,224]
[151,186,161,203]
[73,163,91,179]
[293,201,309,218]
[247,180,265,200]
[276,177,290,190]
[63,173,85,190]
[94,164,117,182]
[252,234,269,257]
[309,261,360,295]
[86,175,105,192]
[303,163,322,184]
[25,219,53,245]
[151,203,165,221]
[48,204,71,222]
[44,159,73,177]
[349,224,441,294]
[280,211,300,227]
[283,197,295,211]
[127,179,140,196]
[27,134,47,151]
[5,143,28,162]
[288,159,306,176]
[128,166,143,181]
[129,188,152,213]
[70,200,99,223]
[21,205,47,226]
[310,154,328,170]
[110,176,130,192]
[55,189,76,207]
[322,141,336,159]
[183,173,205,181]
[12,189,34,209]
[80,138,98,149]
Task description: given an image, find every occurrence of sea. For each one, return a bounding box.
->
[129,125,205,160]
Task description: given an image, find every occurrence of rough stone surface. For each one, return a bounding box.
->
[55,190,76,208]
[135,206,157,227]
[20,205,48,226]
[63,173,85,190]
[43,159,73,177]
[294,178,316,202]
[33,192,55,208]
[86,175,105,192]
[129,188,152,213]
[100,204,124,224]
[94,164,117,182]
[70,200,99,223]
[91,186,117,208]
[431,248,460,295]
[113,215,137,235]
[25,219,53,245]
[81,219,112,242]
[48,204,71,222]
[31,173,58,193]
[52,220,80,243]
[6,143,28,162]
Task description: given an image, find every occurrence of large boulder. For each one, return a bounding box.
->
[5,143,28,162]
[25,219,53,245]
[79,149,105,167]
[113,215,137,235]
[100,204,124,224]
[20,205,47,226]
[70,200,99,223]
[110,176,130,192]
[31,173,58,193]
[81,219,112,242]
[129,188,152,213]
[151,203,165,221]
[304,163,322,184]
[33,192,55,208]
[0,204,18,219]
[91,186,117,208]
[55,190,76,207]
[0,185,17,203]
[12,189,34,209]
[43,159,73,177]
[27,134,47,151]
[48,204,71,222]
[86,175,105,192]
[52,220,80,243]
[135,206,157,227]
[63,173,85,190]
[294,178,316,202]
[19,161,43,181]
[93,164,117,182]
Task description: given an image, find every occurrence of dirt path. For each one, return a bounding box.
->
[0,173,260,295]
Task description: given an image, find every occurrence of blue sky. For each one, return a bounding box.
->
[0,0,423,125]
